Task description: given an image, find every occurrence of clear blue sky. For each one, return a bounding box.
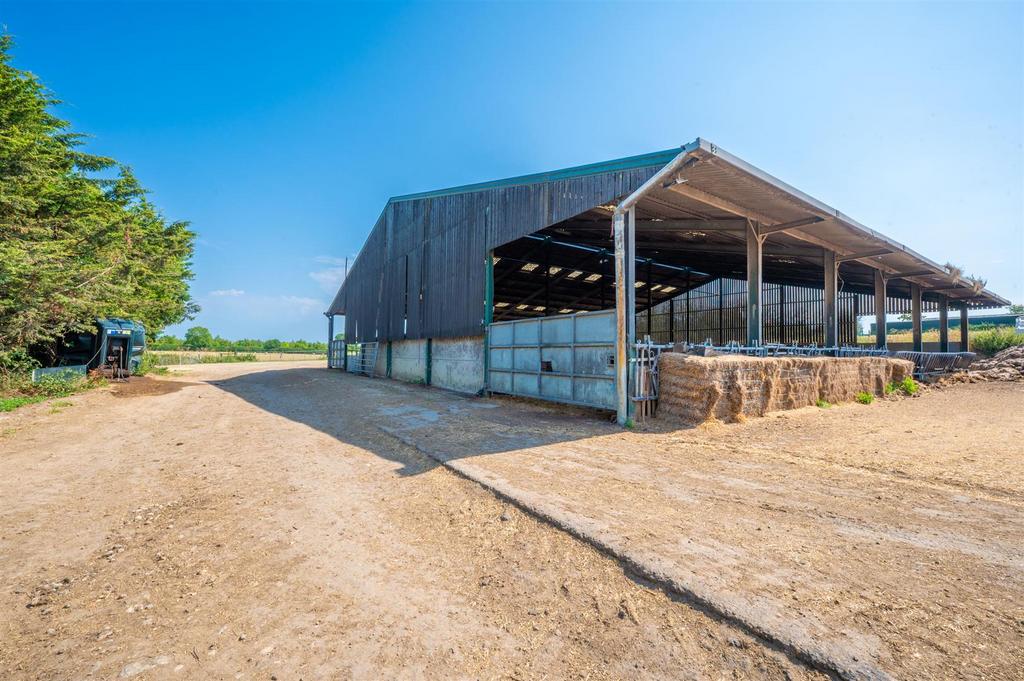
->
[4,1,1022,341]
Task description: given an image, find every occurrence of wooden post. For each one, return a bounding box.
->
[911,284,923,352]
[938,295,949,352]
[746,221,763,346]
[960,303,970,351]
[823,250,838,348]
[874,269,887,349]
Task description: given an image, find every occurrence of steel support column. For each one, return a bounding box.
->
[718,278,724,344]
[823,250,838,347]
[613,212,629,425]
[938,295,949,352]
[425,338,432,386]
[609,143,698,425]
[746,221,763,346]
[483,250,494,393]
[668,298,675,343]
[625,209,637,420]
[646,259,653,337]
[960,303,970,351]
[874,269,887,349]
[779,285,787,345]
[911,283,923,352]
[326,314,334,367]
[626,209,636,345]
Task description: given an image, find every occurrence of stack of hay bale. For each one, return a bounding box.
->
[658,354,914,424]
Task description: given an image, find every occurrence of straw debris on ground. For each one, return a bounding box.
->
[946,345,1024,383]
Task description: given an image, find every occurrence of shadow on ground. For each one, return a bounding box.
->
[210,366,618,475]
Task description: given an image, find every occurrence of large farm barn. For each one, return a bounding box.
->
[326,138,1008,423]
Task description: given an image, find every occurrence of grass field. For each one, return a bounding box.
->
[149,350,326,365]
[858,325,1022,352]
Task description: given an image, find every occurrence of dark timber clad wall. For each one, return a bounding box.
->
[332,165,665,343]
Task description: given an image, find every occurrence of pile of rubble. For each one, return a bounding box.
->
[958,346,1024,382]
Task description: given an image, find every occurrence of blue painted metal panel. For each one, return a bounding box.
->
[487,309,616,410]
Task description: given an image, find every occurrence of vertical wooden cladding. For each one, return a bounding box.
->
[336,165,663,343]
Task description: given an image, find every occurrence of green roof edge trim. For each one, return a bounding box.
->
[387,146,685,204]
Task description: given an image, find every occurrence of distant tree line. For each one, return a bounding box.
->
[0,36,196,371]
[151,326,331,353]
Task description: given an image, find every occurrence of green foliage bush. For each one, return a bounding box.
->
[0,349,39,375]
[0,371,100,412]
[885,376,919,396]
[815,399,831,408]
[899,376,918,395]
[855,392,874,405]
[971,327,1024,356]
[198,353,258,363]
[133,353,168,376]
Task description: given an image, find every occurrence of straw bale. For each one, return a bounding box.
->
[658,353,914,424]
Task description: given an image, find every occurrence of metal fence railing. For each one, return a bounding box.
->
[671,341,976,378]
[346,342,379,376]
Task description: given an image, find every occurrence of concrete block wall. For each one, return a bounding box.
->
[358,335,485,395]
[390,338,428,383]
[373,345,388,377]
[430,335,485,394]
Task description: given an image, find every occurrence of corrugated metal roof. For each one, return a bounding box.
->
[388,148,682,203]
[329,138,1009,335]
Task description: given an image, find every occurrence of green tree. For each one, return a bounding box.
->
[183,326,213,350]
[1010,304,1024,316]
[151,335,183,350]
[0,35,197,360]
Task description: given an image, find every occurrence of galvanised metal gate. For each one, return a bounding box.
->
[487,309,617,410]
[327,339,345,369]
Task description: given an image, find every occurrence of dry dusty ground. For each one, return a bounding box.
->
[1,363,1022,680]
[374,376,1024,680]
[0,362,824,681]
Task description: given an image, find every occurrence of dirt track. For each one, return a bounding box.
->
[1,362,1022,679]
[0,362,822,680]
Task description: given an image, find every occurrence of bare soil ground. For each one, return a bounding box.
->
[1,362,824,681]
[2,364,1021,680]
[378,378,1024,680]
